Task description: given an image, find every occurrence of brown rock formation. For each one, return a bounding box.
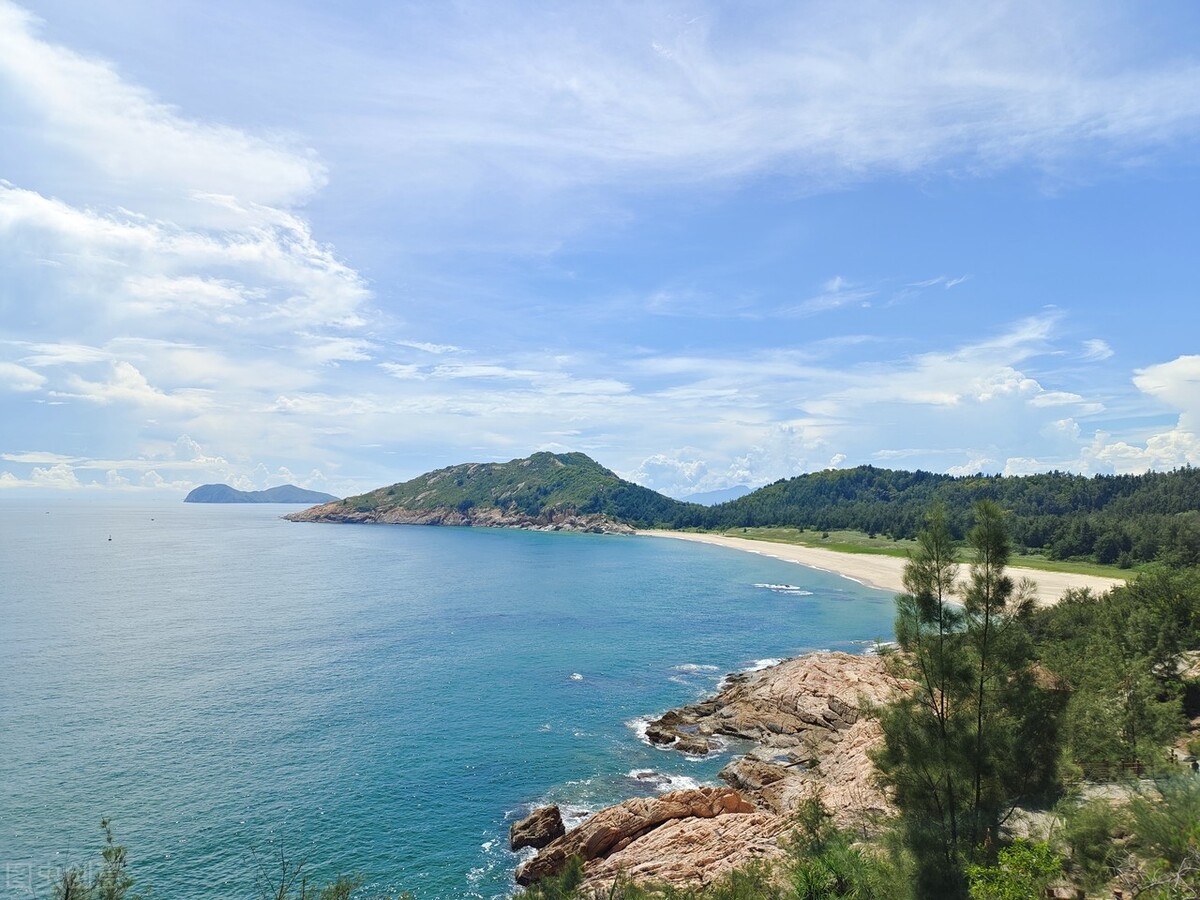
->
[284,502,634,534]
[643,653,912,830]
[510,805,566,852]
[583,810,788,891]
[514,787,759,886]
[516,653,912,893]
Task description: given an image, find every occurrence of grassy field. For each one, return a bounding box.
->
[711,526,1132,579]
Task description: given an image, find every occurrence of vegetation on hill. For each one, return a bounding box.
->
[686,465,1200,568]
[332,452,693,526]
[317,453,1200,568]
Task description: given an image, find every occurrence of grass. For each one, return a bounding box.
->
[708,526,1131,579]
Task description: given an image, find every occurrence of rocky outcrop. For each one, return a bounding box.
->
[648,657,907,840]
[516,653,912,893]
[515,787,761,886]
[640,652,910,828]
[510,805,566,852]
[582,809,788,891]
[284,502,635,534]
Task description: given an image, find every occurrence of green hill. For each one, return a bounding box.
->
[286,451,693,530]
[693,464,1200,567]
[286,452,1199,566]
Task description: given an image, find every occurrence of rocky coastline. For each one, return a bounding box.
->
[283,502,635,534]
[513,651,911,893]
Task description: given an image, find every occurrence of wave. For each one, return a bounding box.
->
[626,769,702,793]
[569,672,583,681]
[745,657,783,672]
[864,640,899,656]
[672,663,721,673]
[753,583,814,596]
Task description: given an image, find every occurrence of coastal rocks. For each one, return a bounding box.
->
[284,503,635,534]
[647,652,911,827]
[510,805,566,852]
[514,787,759,886]
[582,810,788,891]
[516,653,912,892]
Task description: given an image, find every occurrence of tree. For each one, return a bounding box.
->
[875,502,1052,898]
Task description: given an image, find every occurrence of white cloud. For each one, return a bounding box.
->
[1133,355,1200,412]
[30,462,81,489]
[0,361,46,391]
[317,1,1200,209]
[1,450,78,464]
[53,361,210,412]
[1081,338,1114,361]
[0,185,371,331]
[397,340,461,354]
[0,1,324,213]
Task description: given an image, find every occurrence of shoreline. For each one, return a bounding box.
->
[636,529,1126,605]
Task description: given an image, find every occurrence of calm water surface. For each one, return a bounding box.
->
[0,499,895,899]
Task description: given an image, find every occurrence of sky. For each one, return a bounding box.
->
[1,0,1199,499]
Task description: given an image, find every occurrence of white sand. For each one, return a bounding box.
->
[637,531,1126,605]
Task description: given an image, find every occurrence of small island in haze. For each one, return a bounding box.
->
[185,483,339,504]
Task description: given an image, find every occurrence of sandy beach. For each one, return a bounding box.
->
[638,530,1126,605]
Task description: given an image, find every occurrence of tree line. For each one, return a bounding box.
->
[640,465,1200,568]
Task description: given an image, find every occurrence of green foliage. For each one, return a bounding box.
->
[334,452,699,527]
[519,856,587,900]
[1130,777,1200,868]
[784,801,902,899]
[875,503,1059,898]
[1056,798,1126,891]
[1031,567,1198,775]
[692,465,1200,566]
[51,820,140,900]
[965,840,1062,900]
[321,457,1200,565]
[514,805,904,900]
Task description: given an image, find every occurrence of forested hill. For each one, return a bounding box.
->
[291,451,693,528]
[291,453,1199,566]
[692,465,1200,567]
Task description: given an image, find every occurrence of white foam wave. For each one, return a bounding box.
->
[561,807,592,830]
[753,583,814,596]
[569,672,583,681]
[746,658,783,671]
[625,715,679,751]
[627,769,702,792]
[672,663,720,673]
[864,640,899,656]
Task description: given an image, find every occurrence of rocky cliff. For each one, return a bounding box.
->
[517,652,912,892]
[284,501,635,533]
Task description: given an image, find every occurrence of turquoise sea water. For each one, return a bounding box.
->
[0,499,895,899]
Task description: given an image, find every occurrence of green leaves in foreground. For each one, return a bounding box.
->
[965,840,1062,900]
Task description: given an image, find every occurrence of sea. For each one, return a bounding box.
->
[0,499,896,899]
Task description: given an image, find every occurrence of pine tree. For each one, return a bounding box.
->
[876,502,1053,898]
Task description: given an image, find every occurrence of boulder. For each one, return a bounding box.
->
[514,787,755,885]
[510,804,566,852]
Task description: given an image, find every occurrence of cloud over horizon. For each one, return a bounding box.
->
[2,0,1199,496]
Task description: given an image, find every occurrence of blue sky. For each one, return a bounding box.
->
[1,0,1198,498]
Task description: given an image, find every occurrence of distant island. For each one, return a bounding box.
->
[185,483,339,504]
[679,484,752,505]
